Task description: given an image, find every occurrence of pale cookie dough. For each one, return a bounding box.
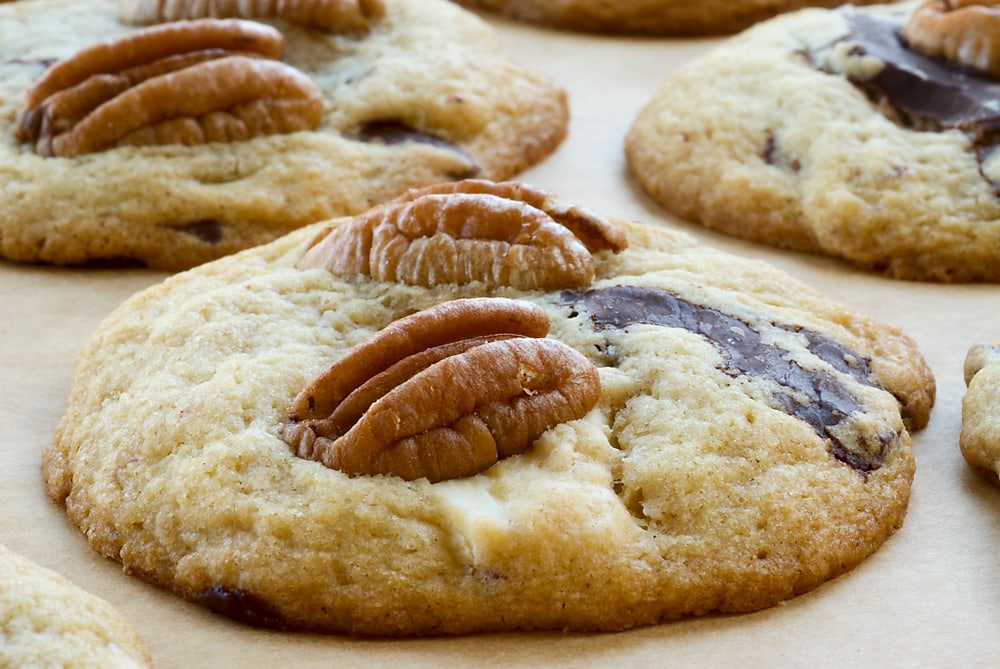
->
[0,0,567,270]
[626,1,1000,282]
[0,545,152,668]
[454,0,890,35]
[961,343,1000,483]
[43,182,935,636]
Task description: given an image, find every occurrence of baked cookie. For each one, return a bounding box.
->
[453,0,890,35]
[0,544,152,668]
[0,0,567,270]
[626,0,1000,282]
[961,343,1000,483]
[43,180,935,636]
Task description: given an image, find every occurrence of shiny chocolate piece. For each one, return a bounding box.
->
[826,11,1000,142]
[197,585,290,630]
[561,285,893,472]
[165,219,224,244]
[350,119,479,178]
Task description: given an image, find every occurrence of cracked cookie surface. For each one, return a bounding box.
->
[0,0,567,269]
[43,189,935,635]
[626,0,1000,282]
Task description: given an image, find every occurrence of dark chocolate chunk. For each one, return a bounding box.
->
[818,10,1000,142]
[197,585,290,630]
[787,325,871,383]
[762,130,801,172]
[560,285,891,472]
[349,119,467,154]
[349,120,479,178]
[164,219,224,244]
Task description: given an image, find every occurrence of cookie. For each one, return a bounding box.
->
[960,343,1000,483]
[0,0,567,270]
[43,180,935,636]
[626,0,1000,282]
[453,0,890,35]
[0,544,152,668]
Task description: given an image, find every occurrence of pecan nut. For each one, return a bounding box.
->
[388,180,629,255]
[17,19,323,158]
[118,0,386,33]
[901,1,1000,76]
[297,180,627,290]
[282,298,601,482]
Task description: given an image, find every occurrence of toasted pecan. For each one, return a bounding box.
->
[901,0,1000,76]
[118,0,386,32]
[298,180,627,290]
[17,19,323,158]
[283,298,601,482]
[388,180,629,254]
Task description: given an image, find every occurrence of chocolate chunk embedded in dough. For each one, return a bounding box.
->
[821,11,1000,142]
[560,284,893,472]
[197,586,289,630]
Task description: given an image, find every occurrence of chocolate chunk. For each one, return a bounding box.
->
[789,326,871,383]
[762,130,800,172]
[165,219,224,244]
[560,285,891,472]
[349,120,479,178]
[820,11,1000,142]
[197,585,290,630]
[351,119,469,154]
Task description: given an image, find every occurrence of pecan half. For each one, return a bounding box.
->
[118,0,386,33]
[17,19,323,158]
[388,180,629,255]
[901,0,1000,76]
[282,298,601,482]
[297,180,627,290]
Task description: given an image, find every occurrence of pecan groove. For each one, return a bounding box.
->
[283,298,601,482]
[298,180,627,290]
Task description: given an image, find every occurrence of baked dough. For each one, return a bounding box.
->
[961,342,1000,483]
[44,183,935,635]
[626,1,1000,281]
[0,544,152,668]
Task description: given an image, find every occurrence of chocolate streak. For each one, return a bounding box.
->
[350,119,479,179]
[841,12,1000,141]
[561,285,892,472]
[198,585,291,630]
[817,11,1000,186]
